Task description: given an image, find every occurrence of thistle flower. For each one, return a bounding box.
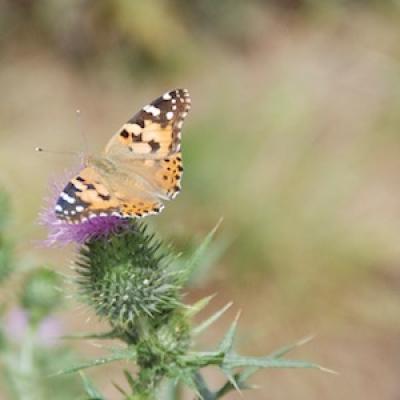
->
[4,308,62,347]
[4,308,28,343]
[59,220,330,400]
[39,163,128,246]
[37,316,63,347]
[75,222,186,342]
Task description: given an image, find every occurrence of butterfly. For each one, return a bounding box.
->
[54,89,191,224]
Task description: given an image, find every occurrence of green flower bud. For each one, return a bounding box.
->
[21,268,62,324]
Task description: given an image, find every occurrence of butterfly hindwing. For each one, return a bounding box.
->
[119,198,164,218]
[141,153,184,199]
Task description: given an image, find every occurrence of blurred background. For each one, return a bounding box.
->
[1,0,400,398]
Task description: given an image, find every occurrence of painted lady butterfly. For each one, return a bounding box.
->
[55,89,191,223]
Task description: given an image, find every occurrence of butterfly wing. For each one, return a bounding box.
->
[55,167,163,223]
[55,89,190,224]
[55,167,120,223]
[104,88,190,200]
[104,89,191,160]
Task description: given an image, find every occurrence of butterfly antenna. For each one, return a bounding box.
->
[35,147,79,156]
[76,109,90,154]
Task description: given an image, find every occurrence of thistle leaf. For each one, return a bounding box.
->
[179,372,203,399]
[193,302,233,336]
[79,372,105,400]
[218,311,241,354]
[123,369,136,391]
[56,348,136,375]
[180,219,223,281]
[235,366,258,384]
[161,379,181,400]
[62,330,119,340]
[185,294,216,318]
[268,335,315,359]
[112,381,129,396]
[221,369,241,395]
[224,354,325,370]
[191,372,214,400]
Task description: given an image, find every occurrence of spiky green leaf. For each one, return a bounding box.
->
[218,312,241,354]
[79,372,105,400]
[180,219,223,282]
[56,348,136,375]
[193,302,233,336]
[185,294,216,318]
[268,335,314,358]
[224,354,325,370]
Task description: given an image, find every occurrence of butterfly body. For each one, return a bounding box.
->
[55,89,191,224]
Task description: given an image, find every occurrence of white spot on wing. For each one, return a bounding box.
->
[143,105,161,117]
[61,192,75,204]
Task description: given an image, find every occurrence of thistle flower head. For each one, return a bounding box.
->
[39,161,128,246]
[75,223,184,339]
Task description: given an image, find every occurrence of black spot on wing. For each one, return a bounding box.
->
[132,133,143,142]
[148,139,160,152]
[120,129,129,138]
[64,182,81,194]
[99,194,111,201]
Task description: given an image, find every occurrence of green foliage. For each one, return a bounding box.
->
[0,189,82,400]
[0,190,13,283]
[3,0,397,78]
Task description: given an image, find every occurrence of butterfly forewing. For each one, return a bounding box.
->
[105,89,191,160]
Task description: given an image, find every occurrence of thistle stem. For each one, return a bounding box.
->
[193,371,216,400]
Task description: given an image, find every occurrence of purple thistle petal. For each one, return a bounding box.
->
[37,316,63,347]
[39,158,129,246]
[4,308,28,342]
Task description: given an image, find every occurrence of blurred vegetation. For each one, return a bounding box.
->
[1,0,400,78]
[0,191,13,283]
[1,1,400,398]
[0,189,82,400]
